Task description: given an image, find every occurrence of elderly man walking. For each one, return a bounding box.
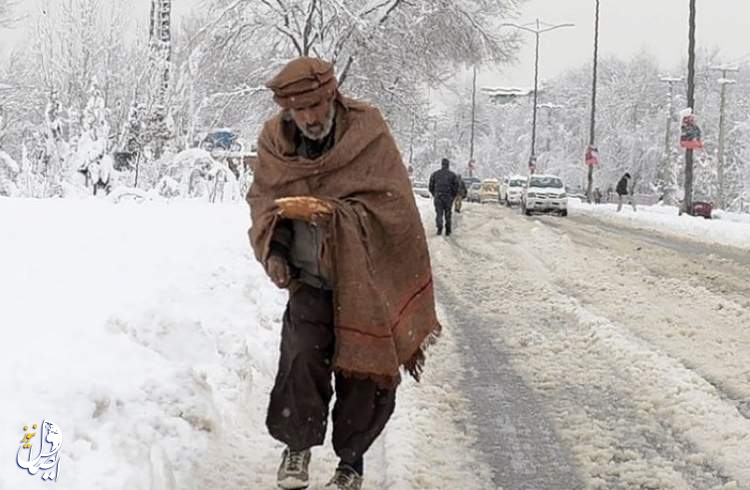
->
[246,57,440,490]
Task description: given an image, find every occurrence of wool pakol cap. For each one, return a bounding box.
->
[266,57,338,109]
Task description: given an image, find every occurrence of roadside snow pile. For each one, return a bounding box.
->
[0,197,284,490]
[569,200,750,250]
[0,196,485,490]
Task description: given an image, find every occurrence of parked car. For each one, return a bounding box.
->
[467,182,482,202]
[501,175,527,207]
[521,174,568,216]
[462,176,481,192]
[691,201,713,219]
[479,179,500,204]
[198,129,243,156]
[412,180,431,199]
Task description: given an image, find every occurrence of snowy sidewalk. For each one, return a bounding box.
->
[0,197,486,490]
[569,199,750,250]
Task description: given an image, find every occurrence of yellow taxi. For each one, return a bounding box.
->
[479,179,500,203]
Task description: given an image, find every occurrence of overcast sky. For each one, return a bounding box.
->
[2,0,747,85]
[487,0,749,88]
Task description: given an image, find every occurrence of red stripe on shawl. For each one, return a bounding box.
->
[335,276,434,339]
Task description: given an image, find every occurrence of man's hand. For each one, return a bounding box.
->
[266,253,291,289]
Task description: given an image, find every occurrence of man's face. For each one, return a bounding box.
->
[291,97,335,140]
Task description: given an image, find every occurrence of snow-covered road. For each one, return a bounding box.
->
[3,196,750,490]
[429,200,750,490]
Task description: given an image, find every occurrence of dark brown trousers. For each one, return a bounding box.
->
[266,284,396,466]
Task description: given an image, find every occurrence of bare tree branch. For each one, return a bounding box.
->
[338,0,403,86]
[302,0,318,55]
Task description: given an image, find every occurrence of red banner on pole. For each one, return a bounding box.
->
[585,145,599,166]
[680,113,703,149]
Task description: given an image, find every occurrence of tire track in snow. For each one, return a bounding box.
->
[533,213,750,422]
[428,204,585,490]
[428,202,737,489]
[434,276,585,490]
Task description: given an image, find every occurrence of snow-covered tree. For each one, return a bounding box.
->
[40,89,70,193]
[143,0,175,160]
[0,0,16,28]
[0,149,20,196]
[174,0,520,152]
[71,77,113,193]
[0,105,6,149]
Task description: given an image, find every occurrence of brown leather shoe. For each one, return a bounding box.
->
[325,464,362,490]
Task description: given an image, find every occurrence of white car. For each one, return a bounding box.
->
[501,175,527,207]
[521,174,568,216]
[467,182,482,202]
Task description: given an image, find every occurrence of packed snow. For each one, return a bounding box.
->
[419,195,750,489]
[3,192,750,489]
[0,197,488,490]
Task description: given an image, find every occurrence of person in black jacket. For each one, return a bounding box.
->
[428,158,459,236]
[616,172,637,212]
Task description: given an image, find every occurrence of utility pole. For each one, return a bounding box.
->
[683,0,697,215]
[501,19,574,173]
[586,0,600,203]
[659,76,683,203]
[710,65,739,209]
[470,65,477,162]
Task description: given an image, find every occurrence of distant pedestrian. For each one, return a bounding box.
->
[616,172,637,212]
[454,174,467,213]
[428,158,459,236]
[593,187,602,204]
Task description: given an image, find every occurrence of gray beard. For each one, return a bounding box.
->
[297,104,336,141]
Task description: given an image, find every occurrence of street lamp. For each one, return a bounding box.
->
[710,64,739,209]
[586,0,600,203]
[658,76,683,204]
[501,19,574,173]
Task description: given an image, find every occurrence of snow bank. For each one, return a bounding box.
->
[0,195,485,490]
[569,199,750,250]
[0,197,283,489]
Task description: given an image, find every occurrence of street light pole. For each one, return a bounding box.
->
[470,65,477,162]
[586,0,600,203]
[710,64,739,209]
[501,19,574,173]
[659,76,683,204]
[683,0,697,215]
[531,24,541,165]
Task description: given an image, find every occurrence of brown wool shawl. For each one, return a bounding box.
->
[247,96,440,387]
